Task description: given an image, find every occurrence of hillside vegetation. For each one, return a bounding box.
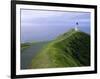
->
[31,29,90,68]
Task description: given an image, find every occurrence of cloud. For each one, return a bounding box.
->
[20,9,90,42]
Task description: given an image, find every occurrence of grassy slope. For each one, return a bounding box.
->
[21,43,31,51]
[21,41,41,49]
[31,29,90,68]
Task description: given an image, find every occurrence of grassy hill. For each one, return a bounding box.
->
[21,43,31,51]
[30,29,90,69]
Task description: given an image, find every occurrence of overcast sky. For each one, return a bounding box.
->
[21,9,90,43]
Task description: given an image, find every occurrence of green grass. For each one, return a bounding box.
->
[21,43,31,51]
[31,29,90,69]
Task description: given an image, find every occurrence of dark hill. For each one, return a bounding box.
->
[30,29,90,68]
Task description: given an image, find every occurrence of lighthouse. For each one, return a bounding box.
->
[75,22,79,31]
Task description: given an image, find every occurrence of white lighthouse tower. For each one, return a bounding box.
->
[75,22,79,31]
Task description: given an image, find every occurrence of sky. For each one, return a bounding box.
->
[20,9,90,43]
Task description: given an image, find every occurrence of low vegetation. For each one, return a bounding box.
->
[31,29,90,68]
[21,43,31,50]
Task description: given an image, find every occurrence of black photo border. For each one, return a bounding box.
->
[11,0,97,78]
